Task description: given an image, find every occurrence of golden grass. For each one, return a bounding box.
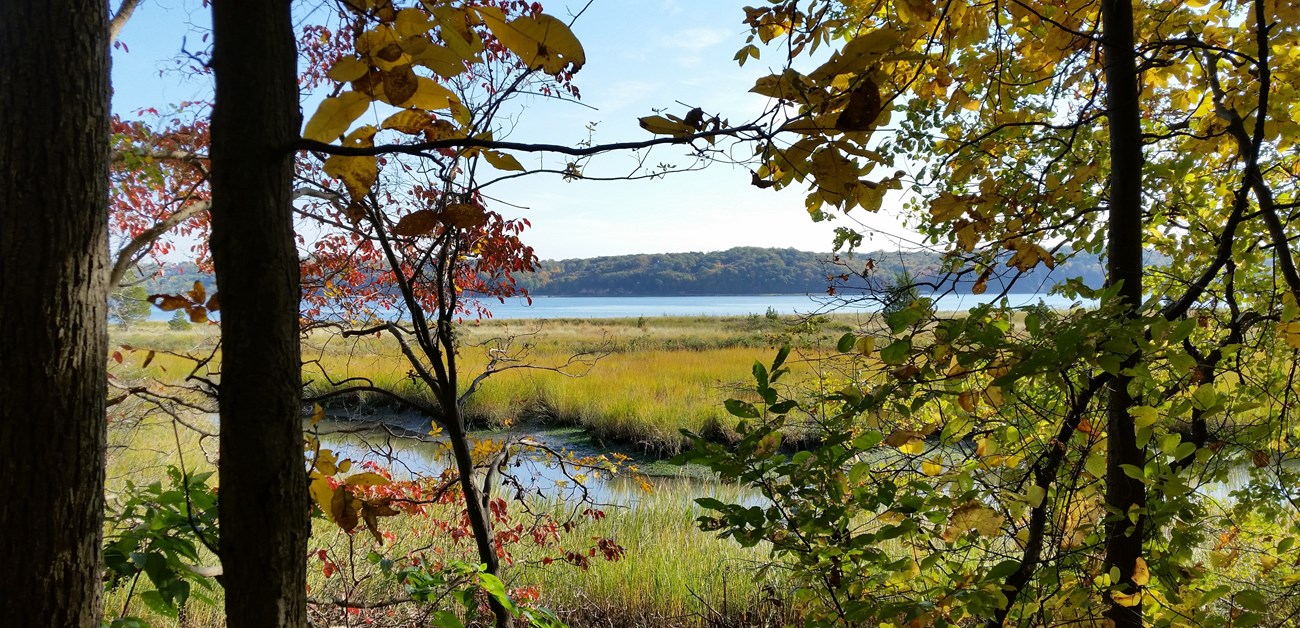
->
[297,315,857,454]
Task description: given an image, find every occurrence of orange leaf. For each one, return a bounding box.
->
[148,294,191,311]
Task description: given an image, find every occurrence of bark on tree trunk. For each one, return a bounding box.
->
[0,0,110,625]
[1100,0,1146,625]
[443,393,514,628]
[209,1,308,625]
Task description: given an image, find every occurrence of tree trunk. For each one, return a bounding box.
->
[0,0,110,625]
[444,396,513,628]
[1100,0,1146,625]
[209,1,307,626]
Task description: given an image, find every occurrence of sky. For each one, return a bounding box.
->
[110,0,917,260]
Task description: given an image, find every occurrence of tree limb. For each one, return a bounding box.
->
[108,0,142,45]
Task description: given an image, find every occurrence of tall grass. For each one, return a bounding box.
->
[101,414,796,627]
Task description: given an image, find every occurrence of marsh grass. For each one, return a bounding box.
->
[299,315,862,454]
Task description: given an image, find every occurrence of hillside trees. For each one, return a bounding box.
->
[0,0,110,625]
[684,0,1300,625]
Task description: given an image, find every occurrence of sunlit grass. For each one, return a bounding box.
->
[297,315,858,454]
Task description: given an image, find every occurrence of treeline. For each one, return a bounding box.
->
[139,247,1106,298]
[515,246,1104,296]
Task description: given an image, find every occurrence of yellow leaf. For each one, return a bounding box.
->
[1132,556,1150,586]
[883,429,921,448]
[356,25,406,70]
[1007,241,1055,272]
[330,485,360,532]
[314,448,338,476]
[404,77,458,110]
[1026,485,1046,508]
[638,115,694,136]
[324,154,378,199]
[810,28,903,80]
[303,92,371,142]
[922,458,943,476]
[381,109,435,135]
[855,336,875,355]
[899,438,926,455]
[942,502,1005,542]
[1111,589,1144,607]
[327,57,370,83]
[393,7,432,38]
[430,5,484,60]
[309,473,334,515]
[483,150,524,172]
[477,6,585,75]
[984,386,1004,407]
[957,391,977,412]
[310,403,326,427]
[344,471,390,488]
[410,40,468,78]
[929,192,971,222]
[342,125,378,148]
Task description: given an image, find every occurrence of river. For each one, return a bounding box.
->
[154,292,1084,322]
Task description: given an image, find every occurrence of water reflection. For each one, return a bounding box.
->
[315,418,762,508]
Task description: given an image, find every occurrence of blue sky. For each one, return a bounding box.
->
[111,0,914,260]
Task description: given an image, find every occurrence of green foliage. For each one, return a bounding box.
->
[109,286,152,329]
[103,466,219,625]
[166,311,191,332]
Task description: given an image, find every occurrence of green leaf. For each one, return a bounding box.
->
[695,497,728,511]
[837,332,856,353]
[880,339,912,365]
[431,610,465,628]
[1237,589,1267,612]
[770,345,792,372]
[985,559,1021,581]
[724,399,761,419]
[1097,354,1123,375]
[753,361,769,389]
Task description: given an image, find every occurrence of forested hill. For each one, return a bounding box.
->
[515,246,1104,296]
[142,247,1104,298]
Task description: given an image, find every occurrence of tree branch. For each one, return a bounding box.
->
[108,0,142,45]
[292,124,766,159]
